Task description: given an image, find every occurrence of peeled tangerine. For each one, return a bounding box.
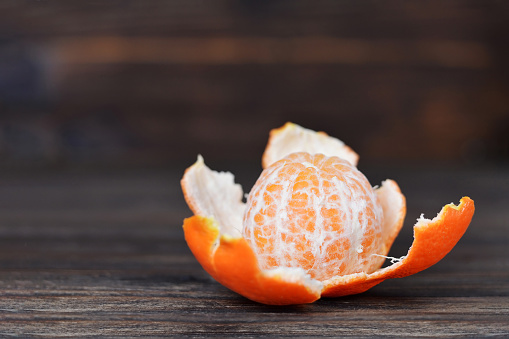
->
[181,122,475,305]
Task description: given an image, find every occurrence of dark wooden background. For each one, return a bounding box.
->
[0,0,508,168]
[0,1,508,337]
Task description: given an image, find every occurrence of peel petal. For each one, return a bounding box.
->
[183,215,323,305]
[262,122,359,168]
[181,155,245,238]
[376,179,407,258]
[322,197,474,297]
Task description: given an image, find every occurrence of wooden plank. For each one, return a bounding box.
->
[0,167,507,337]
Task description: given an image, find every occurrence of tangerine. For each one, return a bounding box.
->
[243,152,384,281]
[181,122,475,305]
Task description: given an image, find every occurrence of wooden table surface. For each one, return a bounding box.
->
[0,165,507,337]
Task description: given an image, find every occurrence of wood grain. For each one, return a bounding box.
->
[0,166,507,337]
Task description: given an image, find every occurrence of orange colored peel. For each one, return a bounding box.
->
[184,216,322,305]
[321,196,474,297]
[181,122,475,305]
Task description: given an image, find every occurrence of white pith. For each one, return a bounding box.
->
[182,155,245,238]
[263,123,359,168]
[375,179,407,256]
[263,267,324,291]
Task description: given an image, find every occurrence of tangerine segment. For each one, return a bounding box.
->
[322,197,475,297]
[262,122,359,169]
[243,152,384,281]
[183,215,322,305]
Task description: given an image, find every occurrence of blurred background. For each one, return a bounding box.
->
[0,1,508,172]
[0,5,508,330]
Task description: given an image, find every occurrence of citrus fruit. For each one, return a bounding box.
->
[243,152,384,281]
[181,122,475,305]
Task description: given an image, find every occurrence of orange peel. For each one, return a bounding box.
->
[181,122,475,305]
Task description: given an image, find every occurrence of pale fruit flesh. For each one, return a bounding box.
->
[242,152,385,281]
